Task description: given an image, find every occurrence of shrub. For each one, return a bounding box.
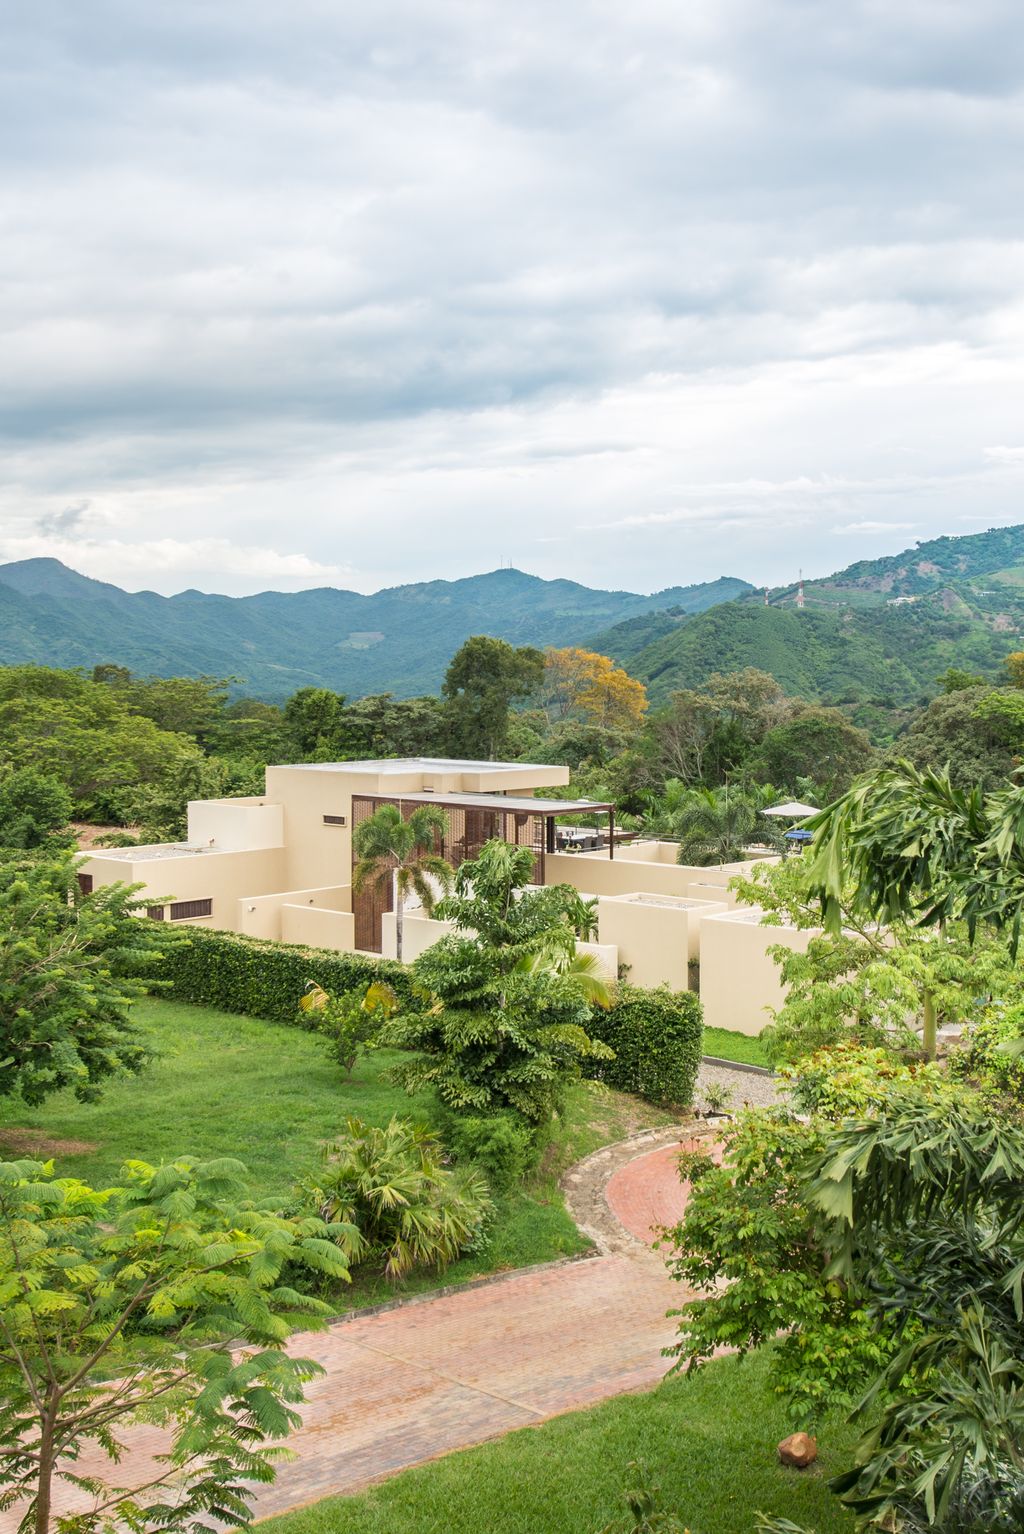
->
[299,980,398,1077]
[140,926,417,1024]
[297,1115,492,1281]
[439,1109,538,1192]
[586,985,703,1107]
[948,1004,1024,1110]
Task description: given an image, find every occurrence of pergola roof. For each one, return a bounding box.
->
[372,791,614,815]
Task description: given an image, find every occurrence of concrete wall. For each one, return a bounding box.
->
[698,908,815,1036]
[81,846,286,931]
[380,909,456,962]
[547,851,714,900]
[187,797,284,851]
[598,893,728,990]
[236,884,351,941]
[263,760,573,896]
[280,904,356,952]
[576,939,619,980]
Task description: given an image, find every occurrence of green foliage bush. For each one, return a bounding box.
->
[585,985,703,1107]
[145,926,417,1024]
[438,1109,538,1192]
[147,930,702,1114]
[297,1114,493,1281]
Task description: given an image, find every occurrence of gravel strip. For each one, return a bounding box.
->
[695,1060,781,1110]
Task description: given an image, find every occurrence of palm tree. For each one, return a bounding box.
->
[516,942,615,1008]
[673,787,760,866]
[352,804,453,963]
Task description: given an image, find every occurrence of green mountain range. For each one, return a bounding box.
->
[0,558,750,700]
[5,523,1024,709]
[593,524,1024,707]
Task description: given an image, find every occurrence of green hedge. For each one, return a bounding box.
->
[585,984,703,1108]
[144,931,702,1109]
[144,926,416,1025]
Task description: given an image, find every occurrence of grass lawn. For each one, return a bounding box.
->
[702,1026,770,1069]
[0,997,675,1308]
[263,1351,857,1534]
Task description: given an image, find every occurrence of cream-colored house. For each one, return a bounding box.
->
[79,756,814,1036]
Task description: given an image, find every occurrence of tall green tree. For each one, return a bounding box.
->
[898,686,1019,790]
[442,637,545,758]
[665,1051,1024,1530]
[669,787,778,866]
[0,854,169,1106]
[333,693,447,758]
[805,761,1024,1054]
[283,687,345,757]
[379,840,612,1125]
[352,803,453,963]
[0,769,73,850]
[0,1155,351,1534]
[733,853,1017,1067]
[809,1098,1024,1531]
[745,706,877,798]
[0,666,205,822]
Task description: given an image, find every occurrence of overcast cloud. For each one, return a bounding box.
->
[1,0,1023,595]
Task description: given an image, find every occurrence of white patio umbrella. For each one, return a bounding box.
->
[761,800,819,819]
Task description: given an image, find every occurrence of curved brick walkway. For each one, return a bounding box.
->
[5,1130,706,1529]
[605,1143,692,1245]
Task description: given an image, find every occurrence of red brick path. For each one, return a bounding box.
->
[3,1137,697,1528]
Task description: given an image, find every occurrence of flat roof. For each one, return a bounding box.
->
[360,790,613,815]
[268,757,561,774]
[87,843,219,862]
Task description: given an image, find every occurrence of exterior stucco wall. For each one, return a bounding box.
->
[546,852,706,900]
[280,904,356,952]
[598,894,728,990]
[698,908,815,1036]
[186,798,284,851]
[380,910,455,962]
[236,884,352,941]
[80,846,286,931]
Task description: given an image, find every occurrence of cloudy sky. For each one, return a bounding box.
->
[2,1,1023,596]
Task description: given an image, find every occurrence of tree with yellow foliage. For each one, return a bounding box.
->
[543,647,648,731]
[1005,651,1024,689]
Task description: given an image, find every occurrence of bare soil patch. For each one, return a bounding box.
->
[0,1128,99,1157]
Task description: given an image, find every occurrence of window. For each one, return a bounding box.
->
[323,813,347,826]
[77,873,94,895]
[147,905,166,921]
[169,899,212,921]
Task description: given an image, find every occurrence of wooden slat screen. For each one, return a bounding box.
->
[351,794,548,954]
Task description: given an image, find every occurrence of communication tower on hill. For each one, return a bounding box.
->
[796,570,805,609]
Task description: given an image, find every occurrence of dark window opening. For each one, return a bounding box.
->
[169,899,213,920]
[323,814,347,826]
[77,873,94,895]
[147,905,166,921]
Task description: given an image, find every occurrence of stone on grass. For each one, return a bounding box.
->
[777,1432,817,1469]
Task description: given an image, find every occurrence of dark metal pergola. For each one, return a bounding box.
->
[350,790,615,952]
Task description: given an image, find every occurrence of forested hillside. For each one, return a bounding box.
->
[0,559,750,700]
[595,524,1024,707]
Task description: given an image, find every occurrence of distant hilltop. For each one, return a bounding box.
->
[3,522,1023,706]
[0,558,751,700]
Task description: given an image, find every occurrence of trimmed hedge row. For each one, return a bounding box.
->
[146,926,416,1025]
[585,984,704,1108]
[143,929,703,1108]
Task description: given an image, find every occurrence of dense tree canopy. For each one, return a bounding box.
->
[0,1155,350,1534]
[0,853,169,1105]
[0,768,73,850]
[745,706,877,798]
[442,636,545,758]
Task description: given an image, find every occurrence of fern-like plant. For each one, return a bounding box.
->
[300,1116,492,1281]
